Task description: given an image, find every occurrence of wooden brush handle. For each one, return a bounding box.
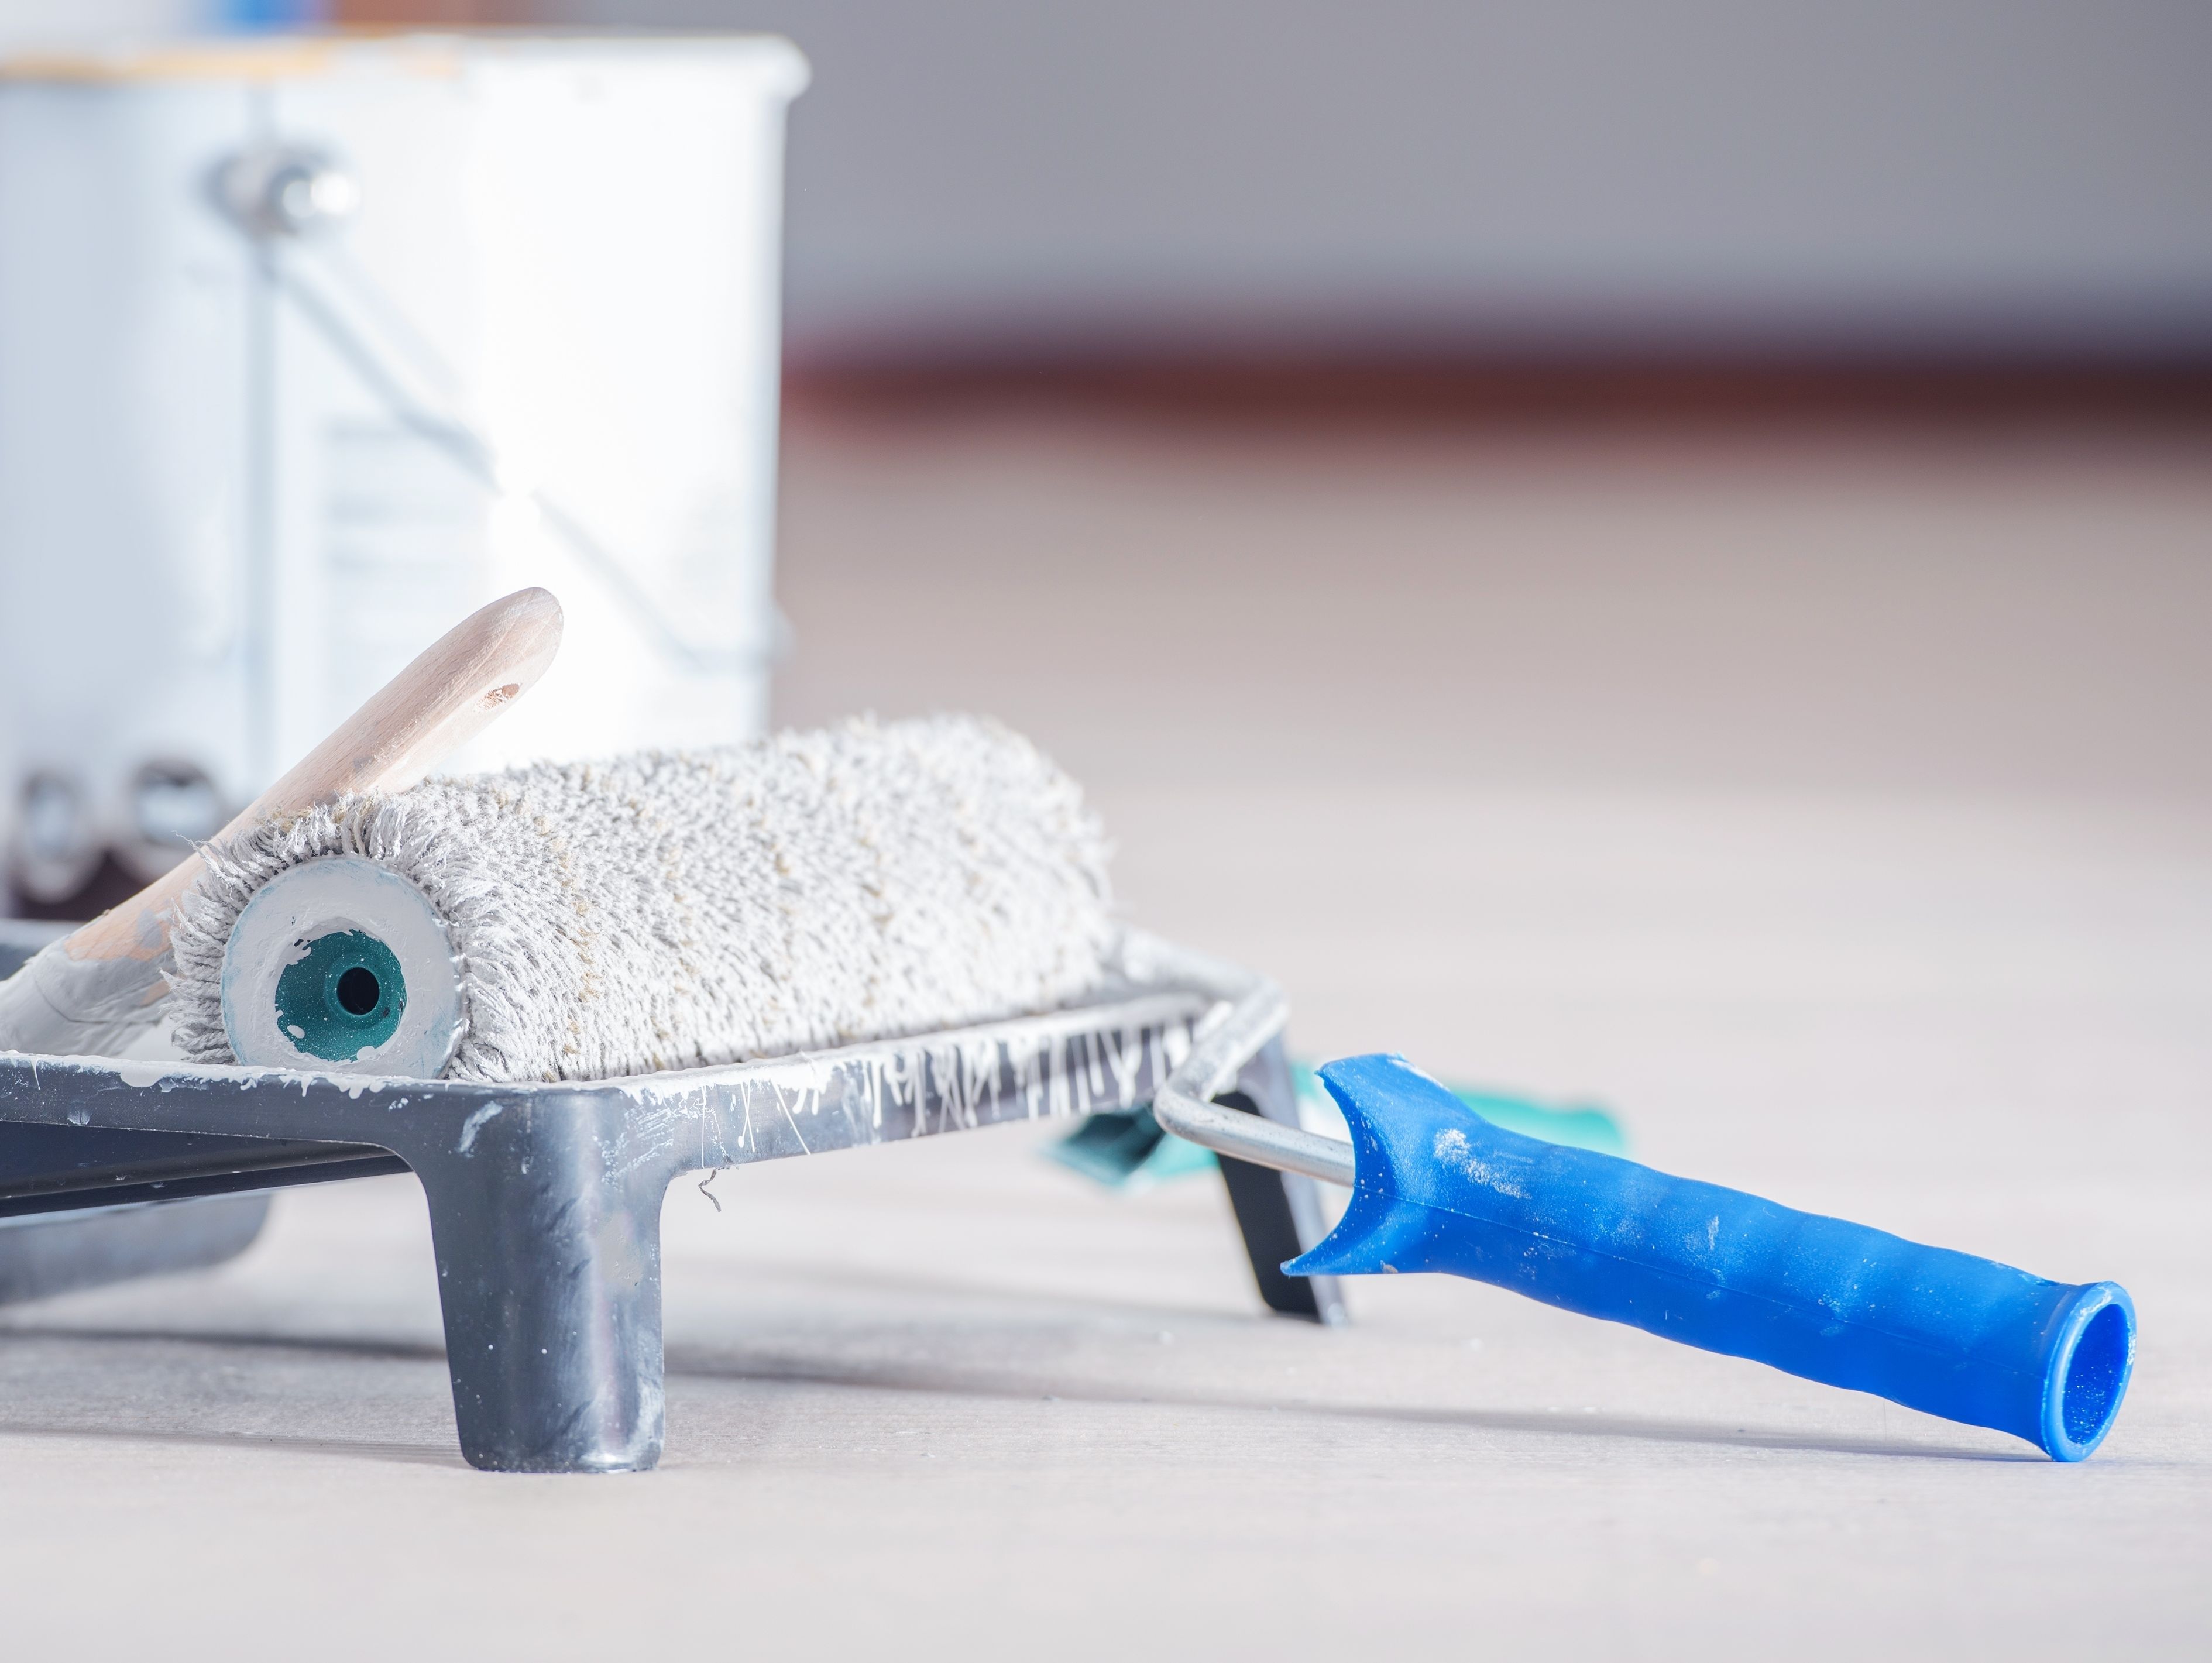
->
[0,587,563,1056]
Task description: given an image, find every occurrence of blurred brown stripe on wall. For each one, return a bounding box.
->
[331,1,534,22]
[784,352,2212,431]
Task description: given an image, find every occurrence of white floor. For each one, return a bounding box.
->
[3,411,2208,1657]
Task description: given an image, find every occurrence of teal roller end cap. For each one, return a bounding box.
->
[272,929,407,1062]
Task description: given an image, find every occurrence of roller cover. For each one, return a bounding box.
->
[167,715,1114,1083]
[1286,1055,2134,1461]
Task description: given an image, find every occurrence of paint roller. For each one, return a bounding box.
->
[164,710,1115,1082]
[0,592,2133,1460]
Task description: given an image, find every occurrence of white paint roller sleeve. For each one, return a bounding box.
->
[166,716,1116,1084]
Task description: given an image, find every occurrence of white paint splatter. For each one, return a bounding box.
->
[1432,1127,1529,1199]
[456,1102,504,1154]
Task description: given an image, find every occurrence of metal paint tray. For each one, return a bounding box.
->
[0,930,1336,1472]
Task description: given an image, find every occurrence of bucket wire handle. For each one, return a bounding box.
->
[215,143,787,677]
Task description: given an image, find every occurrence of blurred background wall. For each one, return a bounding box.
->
[10,1,2209,373]
[558,0,2212,372]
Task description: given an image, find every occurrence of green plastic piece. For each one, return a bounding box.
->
[272,929,406,1062]
[1045,1104,1219,1190]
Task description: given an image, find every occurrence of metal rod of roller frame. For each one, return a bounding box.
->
[1138,937,1358,1188]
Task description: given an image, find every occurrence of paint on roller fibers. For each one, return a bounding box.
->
[167,716,1114,1083]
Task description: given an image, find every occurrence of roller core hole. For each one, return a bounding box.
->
[2060,1301,2131,1448]
[335,966,382,1016]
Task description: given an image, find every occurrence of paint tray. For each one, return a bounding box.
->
[0,930,1335,1472]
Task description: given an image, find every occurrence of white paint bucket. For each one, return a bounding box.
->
[0,33,808,904]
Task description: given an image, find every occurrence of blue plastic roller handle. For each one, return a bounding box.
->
[1285,1054,2134,1461]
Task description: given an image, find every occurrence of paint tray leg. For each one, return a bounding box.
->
[1214,1038,1349,1325]
[408,1098,672,1473]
